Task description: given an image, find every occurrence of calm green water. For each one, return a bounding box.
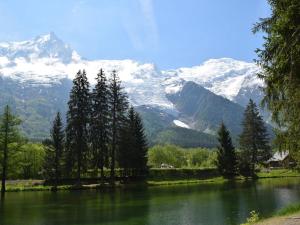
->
[1,178,300,225]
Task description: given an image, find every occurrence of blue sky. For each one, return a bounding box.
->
[0,0,270,69]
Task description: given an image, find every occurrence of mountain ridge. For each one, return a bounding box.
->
[0,33,263,106]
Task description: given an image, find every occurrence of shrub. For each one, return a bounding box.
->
[148,144,216,168]
[241,210,259,225]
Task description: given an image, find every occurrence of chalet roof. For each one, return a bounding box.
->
[267,151,289,162]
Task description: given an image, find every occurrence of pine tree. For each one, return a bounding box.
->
[132,109,148,176]
[119,107,148,178]
[118,112,133,177]
[239,99,271,176]
[108,70,128,183]
[253,0,300,161]
[90,69,109,182]
[44,112,64,189]
[216,122,237,178]
[65,70,90,184]
[43,138,55,179]
[119,107,137,178]
[0,105,21,195]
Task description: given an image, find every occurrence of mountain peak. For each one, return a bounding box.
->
[34,32,60,44]
[0,32,79,64]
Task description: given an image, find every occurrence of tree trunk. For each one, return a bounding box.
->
[100,165,104,185]
[97,151,104,185]
[110,144,115,184]
[77,149,81,185]
[54,151,58,191]
[77,129,83,185]
[1,147,7,195]
[110,102,116,185]
[1,112,9,195]
[99,144,105,185]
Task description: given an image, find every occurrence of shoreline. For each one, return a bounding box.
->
[254,213,300,225]
[251,203,300,225]
[2,169,300,193]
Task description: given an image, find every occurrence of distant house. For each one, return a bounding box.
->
[266,151,291,168]
[160,163,174,169]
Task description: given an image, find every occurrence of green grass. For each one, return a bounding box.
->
[275,203,300,216]
[4,183,125,192]
[3,179,121,192]
[257,169,300,179]
[147,177,226,186]
[240,202,300,224]
[5,184,89,192]
[6,185,51,192]
[259,203,300,224]
[148,168,300,187]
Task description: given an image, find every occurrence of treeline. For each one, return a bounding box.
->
[44,69,148,187]
[216,99,271,178]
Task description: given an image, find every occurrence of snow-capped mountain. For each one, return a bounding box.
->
[162,58,263,104]
[0,33,173,108]
[0,33,263,106]
[0,32,78,63]
[0,33,267,143]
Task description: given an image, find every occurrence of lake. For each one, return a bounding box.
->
[1,178,300,225]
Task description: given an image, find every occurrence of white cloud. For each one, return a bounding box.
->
[122,0,159,51]
[122,17,144,50]
[138,0,159,48]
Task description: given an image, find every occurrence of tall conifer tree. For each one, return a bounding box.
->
[216,122,237,178]
[65,70,90,184]
[91,69,109,181]
[43,139,55,178]
[108,70,128,183]
[119,107,148,177]
[132,109,148,176]
[0,105,21,195]
[239,99,271,176]
[52,112,64,185]
[44,112,64,189]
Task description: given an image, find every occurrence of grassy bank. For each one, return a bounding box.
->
[241,203,300,225]
[148,177,226,186]
[257,169,300,179]
[4,180,135,192]
[275,203,300,217]
[148,168,300,186]
[5,180,92,192]
[2,169,300,192]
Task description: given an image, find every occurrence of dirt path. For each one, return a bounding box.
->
[256,214,300,225]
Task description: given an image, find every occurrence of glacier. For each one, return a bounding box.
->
[173,120,190,129]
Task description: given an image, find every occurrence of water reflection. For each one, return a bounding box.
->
[0,178,300,225]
